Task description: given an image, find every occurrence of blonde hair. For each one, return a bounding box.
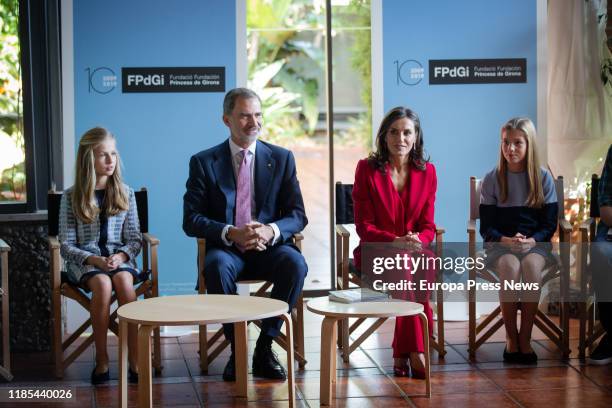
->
[497,117,545,208]
[72,127,128,223]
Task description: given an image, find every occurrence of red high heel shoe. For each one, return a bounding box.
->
[410,366,426,379]
[393,365,410,377]
[409,354,427,379]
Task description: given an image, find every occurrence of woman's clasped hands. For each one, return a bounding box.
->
[500,233,536,253]
[393,231,422,250]
[87,252,129,272]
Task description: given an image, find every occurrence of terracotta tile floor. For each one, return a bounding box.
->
[2,313,612,407]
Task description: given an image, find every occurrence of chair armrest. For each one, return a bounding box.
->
[0,240,8,282]
[336,224,350,238]
[291,233,304,251]
[197,238,207,253]
[559,219,572,233]
[48,236,60,250]
[435,227,445,242]
[434,227,445,256]
[48,236,62,290]
[143,233,160,246]
[559,219,573,242]
[142,233,160,292]
[467,219,476,234]
[196,238,207,293]
[578,217,595,242]
[579,217,595,232]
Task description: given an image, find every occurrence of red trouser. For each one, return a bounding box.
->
[392,301,433,356]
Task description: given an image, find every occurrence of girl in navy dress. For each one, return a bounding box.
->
[479,117,558,363]
[59,127,141,384]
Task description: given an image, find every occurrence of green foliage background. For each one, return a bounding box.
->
[247,0,324,143]
[246,0,372,148]
[0,0,25,201]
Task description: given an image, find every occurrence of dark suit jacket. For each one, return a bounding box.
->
[352,158,437,269]
[183,139,307,249]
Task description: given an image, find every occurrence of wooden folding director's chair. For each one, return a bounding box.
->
[467,175,572,359]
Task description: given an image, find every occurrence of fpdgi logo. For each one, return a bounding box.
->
[126,74,165,86]
[433,66,469,78]
[394,60,425,86]
[86,67,117,94]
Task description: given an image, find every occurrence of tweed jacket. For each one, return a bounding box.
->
[58,184,142,282]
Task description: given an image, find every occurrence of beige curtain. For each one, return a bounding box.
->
[548,0,612,195]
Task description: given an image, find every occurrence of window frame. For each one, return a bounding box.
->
[0,0,62,214]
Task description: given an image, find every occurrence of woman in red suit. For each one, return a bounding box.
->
[352,106,436,378]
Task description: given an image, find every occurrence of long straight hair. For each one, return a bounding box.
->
[497,117,544,208]
[72,127,128,223]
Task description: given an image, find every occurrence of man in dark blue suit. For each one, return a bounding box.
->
[183,88,308,381]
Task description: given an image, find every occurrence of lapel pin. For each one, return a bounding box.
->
[267,163,272,168]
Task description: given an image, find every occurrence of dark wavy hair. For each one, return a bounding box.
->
[368,106,428,172]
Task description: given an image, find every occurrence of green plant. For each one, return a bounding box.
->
[347,0,371,149]
[248,60,304,143]
[0,163,25,201]
[0,0,24,202]
[247,0,324,143]
[331,0,372,149]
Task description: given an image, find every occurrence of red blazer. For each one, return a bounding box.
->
[352,159,437,270]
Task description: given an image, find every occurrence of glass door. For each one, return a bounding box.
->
[246,0,372,292]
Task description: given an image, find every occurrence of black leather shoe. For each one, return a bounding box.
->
[503,347,521,363]
[91,367,110,385]
[222,355,236,382]
[252,346,287,380]
[128,367,139,384]
[588,335,612,365]
[519,351,538,364]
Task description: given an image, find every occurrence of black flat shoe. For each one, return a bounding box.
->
[588,335,612,365]
[222,355,236,382]
[519,351,538,364]
[252,346,287,380]
[503,347,521,363]
[91,367,110,385]
[128,367,139,384]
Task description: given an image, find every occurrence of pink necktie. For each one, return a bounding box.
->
[235,150,252,250]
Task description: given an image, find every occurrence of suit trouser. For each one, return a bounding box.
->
[593,225,612,336]
[203,243,308,342]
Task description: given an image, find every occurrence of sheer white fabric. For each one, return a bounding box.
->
[547,0,612,193]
